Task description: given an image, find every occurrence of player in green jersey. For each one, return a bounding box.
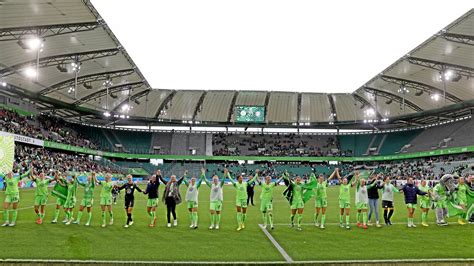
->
[257,174,283,230]
[94,173,114,228]
[313,168,339,229]
[333,170,359,229]
[1,168,30,227]
[51,171,68,224]
[418,179,431,227]
[456,177,468,225]
[203,170,225,230]
[73,172,96,226]
[184,169,204,229]
[226,168,257,231]
[283,172,314,231]
[63,174,79,225]
[30,170,54,224]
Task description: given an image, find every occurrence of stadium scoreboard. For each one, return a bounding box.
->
[235,106,265,123]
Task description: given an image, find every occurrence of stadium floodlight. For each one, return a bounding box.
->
[56,64,68,73]
[431,93,440,101]
[103,111,111,117]
[121,103,130,112]
[364,108,375,117]
[67,87,75,94]
[23,67,37,78]
[17,37,44,51]
[1,81,6,87]
[397,86,409,94]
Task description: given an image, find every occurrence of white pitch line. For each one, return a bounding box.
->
[258,224,293,263]
[272,221,464,226]
[1,258,473,264]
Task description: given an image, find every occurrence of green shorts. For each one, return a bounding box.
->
[210,200,222,211]
[236,199,248,208]
[81,198,94,208]
[315,198,328,208]
[56,197,66,206]
[147,198,158,208]
[187,201,198,209]
[339,199,350,209]
[34,195,48,206]
[4,193,19,203]
[290,200,304,209]
[435,201,447,208]
[64,198,76,209]
[420,201,430,209]
[356,202,368,210]
[406,203,417,209]
[100,197,113,206]
[260,200,273,212]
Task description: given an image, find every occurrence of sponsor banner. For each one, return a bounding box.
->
[0,131,43,146]
[0,135,14,173]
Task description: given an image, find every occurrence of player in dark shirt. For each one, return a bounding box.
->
[117,175,143,228]
[143,173,162,227]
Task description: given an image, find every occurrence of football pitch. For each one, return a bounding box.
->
[0,185,472,263]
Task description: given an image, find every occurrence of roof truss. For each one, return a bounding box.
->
[0,22,101,42]
[73,81,144,106]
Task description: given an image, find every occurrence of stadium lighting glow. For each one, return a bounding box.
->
[364,108,375,117]
[18,37,44,51]
[103,111,111,117]
[67,87,75,94]
[121,103,130,112]
[431,93,440,101]
[23,67,37,78]
[1,81,6,87]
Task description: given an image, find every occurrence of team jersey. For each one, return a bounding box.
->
[5,176,22,195]
[79,180,96,199]
[204,175,225,202]
[381,183,399,202]
[314,181,328,199]
[418,184,431,204]
[118,182,142,199]
[66,179,78,201]
[339,184,351,201]
[99,181,114,198]
[433,183,447,201]
[260,182,278,201]
[356,185,369,204]
[185,178,202,202]
[144,181,160,199]
[229,174,257,200]
[292,183,304,202]
[456,183,467,203]
[34,178,51,197]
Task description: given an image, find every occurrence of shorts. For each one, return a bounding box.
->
[339,199,350,209]
[420,201,430,209]
[187,201,198,209]
[290,199,304,209]
[315,198,328,208]
[64,198,76,209]
[435,201,447,208]
[260,200,273,212]
[236,199,248,208]
[210,200,222,211]
[356,202,368,210]
[147,198,158,207]
[124,198,135,208]
[34,195,48,206]
[56,197,66,206]
[406,203,417,209]
[81,198,94,208]
[100,197,113,206]
[382,200,393,209]
[4,193,19,203]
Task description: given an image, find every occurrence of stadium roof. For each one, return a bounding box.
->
[0,1,473,128]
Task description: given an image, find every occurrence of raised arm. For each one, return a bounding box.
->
[177,170,187,185]
[350,171,360,187]
[225,168,235,186]
[156,170,167,184]
[328,168,338,181]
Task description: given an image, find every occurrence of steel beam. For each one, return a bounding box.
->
[73,81,144,106]
[0,22,101,41]
[362,87,424,112]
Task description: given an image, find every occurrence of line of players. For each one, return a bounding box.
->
[1,167,472,230]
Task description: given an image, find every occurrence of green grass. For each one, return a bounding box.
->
[0,185,472,262]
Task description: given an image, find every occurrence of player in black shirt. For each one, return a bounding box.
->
[117,175,143,228]
[143,173,161,227]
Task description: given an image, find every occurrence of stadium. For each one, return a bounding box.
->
[0,0,473,265]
